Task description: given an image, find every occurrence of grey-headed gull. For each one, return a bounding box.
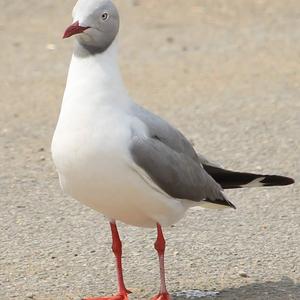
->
[51,0,294,299]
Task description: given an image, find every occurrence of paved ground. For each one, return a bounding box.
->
[1,1,299,299]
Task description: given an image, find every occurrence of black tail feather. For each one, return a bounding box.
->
[204,165,295,190]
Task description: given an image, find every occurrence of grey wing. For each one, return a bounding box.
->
[130,105,235,207]
[130,136,234,208]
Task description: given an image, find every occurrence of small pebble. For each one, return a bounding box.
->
[239,271,249,278]
[46,43,56,50]
[182,46,188,51]
[166,36,174,44]
[128,0,139,6]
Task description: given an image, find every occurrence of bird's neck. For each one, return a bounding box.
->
[63,39,127,106]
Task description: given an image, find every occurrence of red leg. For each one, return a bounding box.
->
[151,224,171,300]
[83,221,131,300]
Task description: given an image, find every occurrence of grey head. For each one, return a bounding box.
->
[63,0,120,56]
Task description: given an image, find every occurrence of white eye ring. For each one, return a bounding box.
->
[101,12,109,21]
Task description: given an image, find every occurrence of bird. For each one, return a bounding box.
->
[51,0,295,299]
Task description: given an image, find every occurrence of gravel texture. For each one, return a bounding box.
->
[1,1,299,299]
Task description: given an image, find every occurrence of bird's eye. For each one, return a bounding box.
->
[101,12,109,21]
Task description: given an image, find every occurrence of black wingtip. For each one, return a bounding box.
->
[205,198,236,209]
[261,175,295,186]
[226,199,236,210]
[230,202,237,210]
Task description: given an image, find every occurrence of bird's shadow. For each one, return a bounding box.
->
[172,277,300,300]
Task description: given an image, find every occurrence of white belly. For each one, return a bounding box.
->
[52,111,187,228]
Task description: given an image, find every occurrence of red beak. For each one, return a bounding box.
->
[63,21,90,39]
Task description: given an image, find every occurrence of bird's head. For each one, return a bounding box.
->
[63,0,119,54]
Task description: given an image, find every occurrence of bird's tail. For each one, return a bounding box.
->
[204,165,294,189]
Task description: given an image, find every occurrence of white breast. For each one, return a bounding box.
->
[52,105,186,228]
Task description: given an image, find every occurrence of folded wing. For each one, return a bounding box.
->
[130,135,235,209]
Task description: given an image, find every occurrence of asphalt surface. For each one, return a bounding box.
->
[0,1,299,299]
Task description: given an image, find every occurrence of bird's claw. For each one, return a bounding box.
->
[82,292,130,300]
[151,292,171,300]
